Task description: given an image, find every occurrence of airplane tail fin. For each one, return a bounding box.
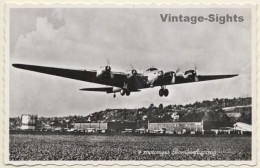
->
[80,87,113,93]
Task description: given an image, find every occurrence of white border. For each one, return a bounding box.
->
[4,4,258,166]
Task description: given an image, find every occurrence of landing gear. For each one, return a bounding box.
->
[125,90,130,96]
[120,89,126,96]
[159,86,169,97]
[113,94,116,98]
[164,89,169,97]
[159,89,164,97]
[120,89,130,96]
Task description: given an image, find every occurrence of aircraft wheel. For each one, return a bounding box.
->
[120,89,126,96]
[159,89,164,97]
[113,94,116,98]
[164,89,169,97]
[126,90,130,96]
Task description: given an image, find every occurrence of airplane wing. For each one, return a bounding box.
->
[13,64,94,81]
[13,64,238,94]
[196,74,238,81]
[12,64,127,88]
[174,74,238,84]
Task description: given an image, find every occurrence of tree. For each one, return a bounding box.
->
[238,111,252,124]
[158,104,163,109]
[149,103,154,109]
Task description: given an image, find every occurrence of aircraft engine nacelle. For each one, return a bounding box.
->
[127,69,138,79]
[96,66,112,79]
[183,70,197,81]
[132,69,137,75]
[157,70,164,78]
[164,71,176,84]
[105,65,111,72]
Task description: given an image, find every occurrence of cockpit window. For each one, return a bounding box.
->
[146,68,158,71]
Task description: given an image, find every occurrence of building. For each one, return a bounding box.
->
[148,121,204,134]
[203,121,233,130]
[74,122,107,131]
[20,114,38,130]
[108,121,136,132]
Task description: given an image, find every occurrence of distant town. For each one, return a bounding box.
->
[10,97,252,135]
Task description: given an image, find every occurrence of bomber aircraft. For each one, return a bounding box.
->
[12,64,238,98]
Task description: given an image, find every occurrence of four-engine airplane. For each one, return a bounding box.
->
[12,64,238,98]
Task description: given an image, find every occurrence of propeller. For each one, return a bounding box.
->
[129,63,137,75]
[194,64,198,75]
[129,63,134,70]
[176,67,181,73]
[99,58,111,70]
[194,64,199,81]
[105,57,112,72]
[183,64,199,81]
[194,64,197,71]
[97,58,113,79]
[106,57,110,66]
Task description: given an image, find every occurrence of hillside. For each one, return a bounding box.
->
[9,97,252,130]
[83,97,251,124]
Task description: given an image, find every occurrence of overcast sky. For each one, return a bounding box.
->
[9,7,252,117]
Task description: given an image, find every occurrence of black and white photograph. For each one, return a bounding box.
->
[5,5,257,165]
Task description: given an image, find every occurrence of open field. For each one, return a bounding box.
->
[9,134,251,160]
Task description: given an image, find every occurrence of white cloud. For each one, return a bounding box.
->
[15,17,66,49]
[52,8,64,21]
